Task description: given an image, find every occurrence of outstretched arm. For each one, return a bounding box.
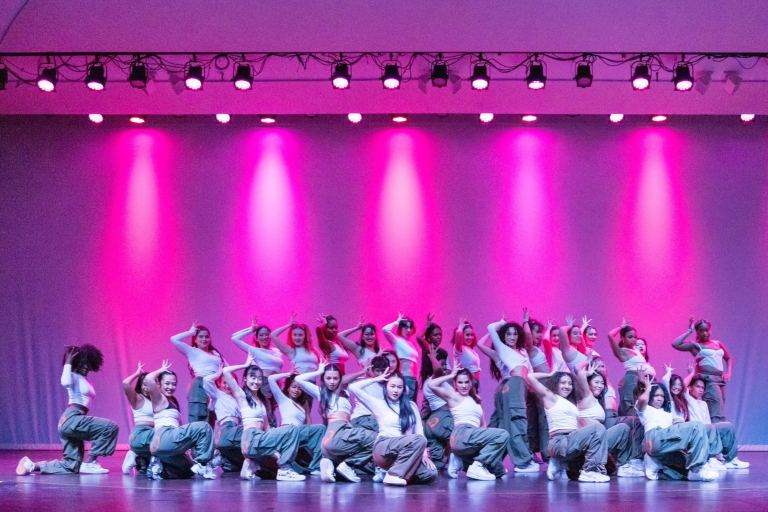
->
[575,362,598,407]
[231,326,256,354]
[271,314,297,358]
[672,317,698,353]
[475,333,498,362]
[338,322,364,357]
[559,316,578,361]
[522,308,534,353]
[607,323,631,362]
[295,365,325,400]
[145,361,172,411]
[427,367,461,405]
[382,315,402,344]
[523,367,557,408]
[122,361,146,409]
[222,358,253,402]
[341,366,369,386]
[170,324,198,356]
[635,373,653,412]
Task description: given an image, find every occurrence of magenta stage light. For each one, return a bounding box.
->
[37,67,57,92]
[631,63,651,90]
[129,115,146,124]
[651,114,668,122]
[85,63,106,91]
[88,113,104,124]
[185,64,204,90]
[740,114,755,123]
[382,64,401,89]
[521,114,537,122]
[216,113,231,124]
[233,64,253,91]
[470,64,490,90]
[331,63,351,89]
[391,114,408,123]
[673,63,693,91]
[347,113,362,123]
[260,115,277,124]
[479,113,494,123]
[526,62,546,90]
[609,113,625,123]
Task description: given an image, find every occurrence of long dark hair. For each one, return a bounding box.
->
[190,325,224,376]
[497,322,526,350]
[281,374,312,422]
[242,365,267,409]
[668,374,689,421]
[134,372,148,394]
[421,348,448,386]
[380,350,401,373]
[359,323,381,354]
[158,370,180,410]
[319,364,347,424]
[545,372,577,404]
[584,371,607,409]
[454,369,481,404]
[635,380,671,412]
[385,372,416,434]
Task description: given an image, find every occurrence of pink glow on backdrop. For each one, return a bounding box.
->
[125,134,160,269]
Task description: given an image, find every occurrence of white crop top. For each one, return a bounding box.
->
[637,403,673,431]
[695,344,725,371]
[545,396,579,433]
[493,342,532,375]
[348,379,424,438]
[551,347,570,373]
[293,348,319,374]
[327,343,349,366]
[423,378,448,411]
[578,401,606,423]
[267,374,307,427]
[241,399,266,425]
[154,404,181,429]
[358,347,378,367]
[132,398,155,424]
[61,365,95,408]
[529,347,548,370]
[623,350,647,371]
[295,368,353,416]
[351,380,383,419]
[455,346,482,373]
[171,332,223,377]
[394,337,420,365]
[249,347,284,374]
[566,351,589,374]
[450,396,483,427]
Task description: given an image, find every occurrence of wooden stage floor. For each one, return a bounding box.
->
[1,450,766,512]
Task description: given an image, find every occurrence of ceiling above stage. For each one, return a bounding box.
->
[0,1,767,115]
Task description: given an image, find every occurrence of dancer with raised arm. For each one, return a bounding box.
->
[421,346,454,470]
[121,362,154,475]
[338,321,381,368]
[17,345,118,476]
[350,355,391,432]
[382,313,421,401]
[428,367,509,480]
[271,314,320,375]
[316,315,350,371]
[526,319,551,463]
[607,320,654,416]
[202,369,244,473]
[559,316,590,374]
[453,319,482,386]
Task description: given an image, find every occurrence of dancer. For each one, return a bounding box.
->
[267,370,325,475]
[350,355,391,432]
[607,320,654,416]
[383,314,421,401]
[145,361,216,479]
[170,323,224,424]
[316,315,350,370]
[421,346,454,470]
[121,362,154,475]
[580,317,601,361]
[338,321,381,368]
[559,316,590,374]
[526,319,551,463]
[485,312,540,473]
[542,322,570,373]
[453,319,482,385]
[271,314,320,375]
[672,317,733,422]
[523,368,610,482]
[427,368,509,480]
[635,372,717,481]
[349,369,438,485]
[296,363,375,483]
[202,369,244,472]
[418,314,444,391]
[17,345,118,475]
[222,359,305,481]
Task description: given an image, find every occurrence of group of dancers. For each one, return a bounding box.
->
[15,311,750,484]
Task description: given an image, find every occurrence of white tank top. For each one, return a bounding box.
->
[529,347,547,369]
[292,347,319,374]
[545,396,578,433]
[623,350,647,371]
[454,347,481,373]
[638,404,673,431]
[695,344,725,371]
[551,347,570,373]
[327,343,349,366]
[249,346,284,373]
[241,399,266,427]
[358,347,378,367]
[566,351,589,374]
[65,370,95,408]
[577,401,606,423]
[132,398,154,424]
[394,338,420,365]
[154,405,181,429]
[423,379,448,411]
[450,396,483,427]
[324,394,353,416]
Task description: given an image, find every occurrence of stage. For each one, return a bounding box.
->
[1,450,766,512]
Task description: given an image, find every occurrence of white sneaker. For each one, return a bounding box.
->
[688,466,718,481]
[121,450,137,475]
[546,457,565,481]
[725,457,750,469]
[447,453,462,479]
[514,461,540,473]
[578,470,610,483]
[310,469,322,477]
[240,459,259,480]
[617,463,645,478]
[209,451,224,469]
[319,458,336,482]
[276,467,307,481]
[336,461,361,483]
[147,456,163,480]
[191,462,217,480]
[629,458,645,472]
[372,467,386,483]
[80,461,109,474]
[16,456,34,476]
[644,454,661,481]
[466,461,496,481]
[707,457,727,471]
[383,472,407,486]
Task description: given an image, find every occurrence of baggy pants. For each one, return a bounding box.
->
[188,377,211,425]
[38,405,119,474]
[605,423,632,467]
[128,424,154,473]
[291,424,325,473]
[423,405,454,469]
[351,414,379,432]
[450,424,509,477]
[618,370,640,417]
[241,425,301,467]
[704,421,737,462]
[604,409,645,461]
[548,423,608,474]
[526,390,549,460]
[321,420,376,473]
[215,422,244,471]
[699,371,726,423]
[150,421,214,479]
[404,376,419,403]
[373,434,437,484]
[644,421,709,478]
[489,376,533,467]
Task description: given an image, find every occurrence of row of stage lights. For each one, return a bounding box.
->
[0,56,712,93]
[85,113,758,125]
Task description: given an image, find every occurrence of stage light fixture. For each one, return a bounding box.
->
[129,115,146,124]
[575,62,593,88]
[0,67,7,90]
[431,62,449,88]
[347,113,362,123]
[185,63,204,90]
[651,115,667,122]
[88,113,104,124]
[129,63,148,89]
[479,113,494,123]
[260,115,276,124]
[673,62,693,91]
[740,114,755,123]
[609,113,624,123]
[331,63,351,89]
[233,64,253,91]
[526,61,546,90]
[37,67,57,92]
[631,63,651,90]
[470,64,490,90]
[85,62,106,91]
[382,64,401,89]
[392,114,408,123]
[216,113,231,124]
[522,114,537,122]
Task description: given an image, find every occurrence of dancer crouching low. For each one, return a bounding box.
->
[121,362,154,474]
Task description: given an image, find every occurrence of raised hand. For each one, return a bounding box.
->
[664,363,674,374]
[581,315,592,328]
[522,307,530,323]
[621,317,630,328]
[396,312,405,323]
[688,316,695,331]
[64,346,79,363]
[136,361,145,374]
[316,314,327,326]
[565,315,575,327]
[189,321,200,335]
[426,312,435,324]
[160,359,172,372]
[289,312,298,324]
[546,320,553,332]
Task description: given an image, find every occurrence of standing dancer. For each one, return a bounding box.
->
[485,312,540,473]
[559,316,590,374]
[382,314,421,401]
[338,321,381,368]
[296,363,375,483]
[145,361,216,479]
[608,320,654,416]
[349,370,438,485]
[202,369,244,472]
[453,319,482,386]
[350,355,391,432]
[121,362,154,475]
[170,323,224,424]
[526,319,551,463]
[421,346,454,470]
[542,322,570,373]
[17,345,118,475]
[427,368,509,480]
[672,318,733,422]
[418,314,444,388]
[316,315,350,371]
[271,314,320,375]
[523,368,610,482]
[222,359,305,481]
[581,317,602,361]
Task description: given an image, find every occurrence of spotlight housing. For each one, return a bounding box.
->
[0,67,7,90]
[526,61,546,90]
[216,113,231,124]
[391,114,408,123]
[574,62,593,88]
[740,114,755,123]
[631,63,651,90]
[673,62,694,91]
[382,64,401,89]
[85,63,106,91]
[470,64,490,90]
[37,67,57,92]
[129,115,146,124]
[260,115,276,124]
[88,113,104,124]
[347,113,362,124]
[609,113,624,123]
[129,63,148,89]
[185,63,204,90]
[331,63,351,89]
[431,62,449,88]
[233,64,253,91]
[479,113,494,123]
